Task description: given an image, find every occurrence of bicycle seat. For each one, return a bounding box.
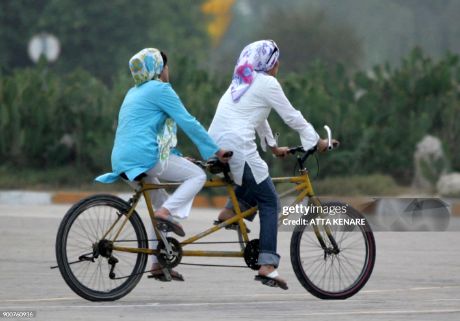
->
[120,172,147,182]
[206,157,230,175]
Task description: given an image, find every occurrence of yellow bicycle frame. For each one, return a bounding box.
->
[109,168,322,258]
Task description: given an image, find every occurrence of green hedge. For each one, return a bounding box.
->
[1,49,459,185]
[0,65,115,171]
[270,49,460,183]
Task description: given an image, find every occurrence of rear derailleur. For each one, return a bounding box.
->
[81,239,119,279]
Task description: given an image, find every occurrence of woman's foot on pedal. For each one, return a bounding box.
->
[217,208,234,222]
[155,208,185,237]
[255,265,288,290]
[148,264,184,281]
[214,208,251,233]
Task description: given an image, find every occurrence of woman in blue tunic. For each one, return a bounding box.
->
[96,48,230,280]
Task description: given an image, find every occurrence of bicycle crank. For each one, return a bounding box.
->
[156,237,182,268]
[244,239,260,270]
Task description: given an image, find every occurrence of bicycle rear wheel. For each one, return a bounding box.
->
[290,201,375,299]
[55,194,148,301]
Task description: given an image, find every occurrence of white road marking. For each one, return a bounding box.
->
[0,297,75,303]
[0,303,160,309]
[1,301,460,318]
[271,309,460,316]
[361,285,460,293]
[2,284,460,304]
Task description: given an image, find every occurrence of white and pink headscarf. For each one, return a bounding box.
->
[230,40,280,102]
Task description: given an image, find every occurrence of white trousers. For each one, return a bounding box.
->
[142,154,207,265]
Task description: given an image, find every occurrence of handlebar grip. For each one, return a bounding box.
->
[324,125,333,150]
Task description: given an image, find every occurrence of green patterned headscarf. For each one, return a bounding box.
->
[129,48,164,86]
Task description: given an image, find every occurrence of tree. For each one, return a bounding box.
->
[252,9,362,73]
[209,1,362,74]
[0,0,210,82]
[0,0,47,70]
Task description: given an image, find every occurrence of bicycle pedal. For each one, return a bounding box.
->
[156,222,172,233]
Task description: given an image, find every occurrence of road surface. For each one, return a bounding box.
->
[0,204,459,321]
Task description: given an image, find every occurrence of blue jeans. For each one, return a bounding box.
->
[225,163,280,268]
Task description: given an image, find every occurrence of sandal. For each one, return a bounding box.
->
[148,269,184,282]
[155,215,185,237]
[213,219,251,233]
[254,270,288,290]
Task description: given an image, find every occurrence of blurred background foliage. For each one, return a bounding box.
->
[0,0,209,82]
[1,0,460,190]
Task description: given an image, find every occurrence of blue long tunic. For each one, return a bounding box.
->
[96,80,218,183]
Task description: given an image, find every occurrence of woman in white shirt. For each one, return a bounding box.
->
[208,40,333,290]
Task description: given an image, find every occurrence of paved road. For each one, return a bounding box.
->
[0,204,459,321]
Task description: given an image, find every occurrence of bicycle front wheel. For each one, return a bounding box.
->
[290,201,376,299]
[55,194,148,301]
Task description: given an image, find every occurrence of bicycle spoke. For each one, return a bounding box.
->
[295,206,371,295]
[64,204,144,294]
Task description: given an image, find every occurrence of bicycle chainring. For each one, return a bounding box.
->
[244,239,260,270]
[156,237,182,268]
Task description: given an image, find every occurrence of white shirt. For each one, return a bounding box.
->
[208,73,319,185]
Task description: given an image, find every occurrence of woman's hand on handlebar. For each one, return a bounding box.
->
[271,146,290,158]
[215,149,233,163]
[317,138,340,152]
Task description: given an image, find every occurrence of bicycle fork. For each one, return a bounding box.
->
[309,198,340,258]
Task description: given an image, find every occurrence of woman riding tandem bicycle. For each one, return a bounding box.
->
[54,44,375,301]
[96,48,231,281]
[209,40,339,289]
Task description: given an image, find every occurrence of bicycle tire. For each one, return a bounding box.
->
[56,194,148,301]
[290,201,376,299]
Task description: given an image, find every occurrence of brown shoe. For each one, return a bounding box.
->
[155,215,185,237]
[148,268,184,282]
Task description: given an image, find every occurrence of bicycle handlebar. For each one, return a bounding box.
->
[287,124,337,169]
[289,145,317,167]
[287,146,305,154]
[193,125,336,175]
